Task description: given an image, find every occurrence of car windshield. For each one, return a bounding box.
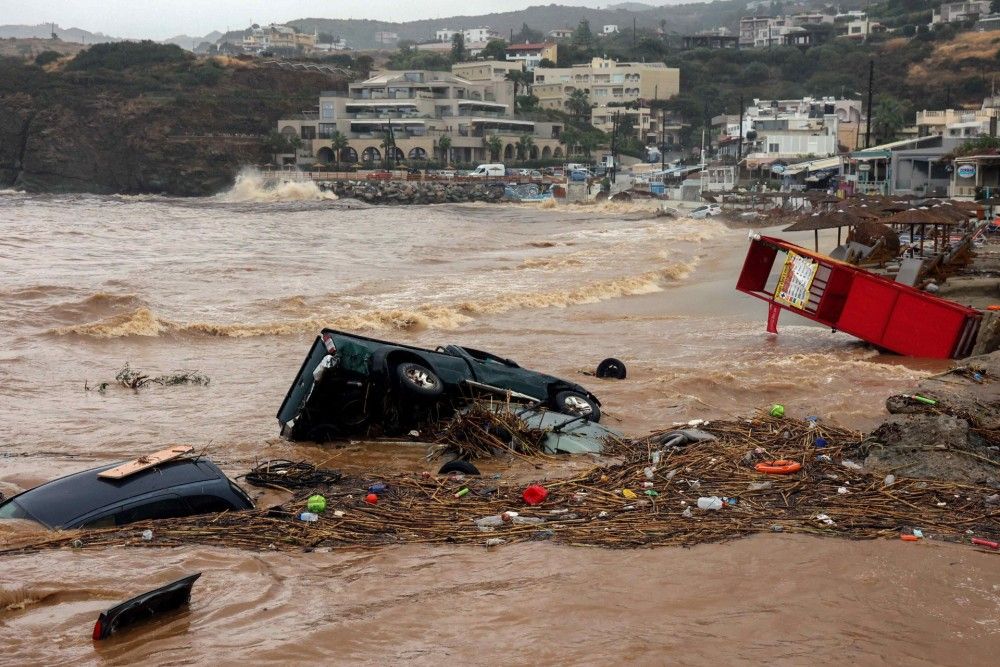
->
[0,499,38,522]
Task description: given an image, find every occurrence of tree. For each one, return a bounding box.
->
[513,23,543,43]
[872,94,910,144]
[329,131,349,167]
[560,127,581,156]
[263,130,301,155]
[506,69,529,112]
[484,135,503,161]
[566,88,592,119]
[480,38,507,61]
[743,62,770,83]
[317,32,335,44]
[578,133,599,157]
[516,134,535,161]
[437,136,452,165]
[572,19,594,48]
[993,0,1000,14]
[537,58,556,68]
[517,94,540,112]
[451,32,466,62]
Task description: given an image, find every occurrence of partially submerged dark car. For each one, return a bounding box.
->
[277,329,602,441]
[0,458,253,530]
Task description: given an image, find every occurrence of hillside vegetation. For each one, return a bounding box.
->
[0,42,347,194]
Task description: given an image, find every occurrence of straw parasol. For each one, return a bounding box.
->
[784,209,861,250]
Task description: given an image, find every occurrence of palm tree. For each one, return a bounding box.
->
[437,136,452,166]
[506,70,527,113]
[484,135,503,162]
[516,134,535,163]
[329,131,349,169]
[559,127,580,158]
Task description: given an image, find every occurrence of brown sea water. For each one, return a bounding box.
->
[2,186,995,664]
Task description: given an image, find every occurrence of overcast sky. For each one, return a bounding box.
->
[1,1,682,40]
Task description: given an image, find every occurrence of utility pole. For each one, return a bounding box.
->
[738,94,744,163]
[610,112,618,185]
[660,108,666,172]
[864,59,874,149]
[633,17,637,53]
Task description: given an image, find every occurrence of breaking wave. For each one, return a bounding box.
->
[218,168,337,202]
[53,261,697,338]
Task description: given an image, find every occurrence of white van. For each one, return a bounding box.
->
[470,163,506,177]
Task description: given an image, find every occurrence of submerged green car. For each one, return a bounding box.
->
[277,329,602,442]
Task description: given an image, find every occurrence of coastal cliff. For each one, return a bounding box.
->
[0,43,344,195]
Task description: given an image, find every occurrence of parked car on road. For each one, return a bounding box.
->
[277,329,603,442]
[0,458,253,530]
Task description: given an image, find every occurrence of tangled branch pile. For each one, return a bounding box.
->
[3,413,998,555]
[105,363,211,390]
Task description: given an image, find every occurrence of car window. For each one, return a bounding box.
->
[0,500,34,521]
[184,495,236,514]
[114,496,191,526]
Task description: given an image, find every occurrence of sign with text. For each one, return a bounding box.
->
[774,251,819,310]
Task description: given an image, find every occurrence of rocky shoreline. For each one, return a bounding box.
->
[325,180,507,205]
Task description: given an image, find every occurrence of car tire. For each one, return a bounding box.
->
[554,391,601,422]
[395,362,444,398]
[438,460,481,476]
[595,357,627,380]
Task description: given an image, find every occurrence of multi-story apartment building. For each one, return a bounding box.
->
[739,15,813,47]
[451,60,523,82]
[931,1,992,24]
[915,106,999,138]
[275,69,566,166]
[531,58,680,113]
[436,27,498,43]
[729,97,862,161]
[242,24,317,54]
[590,105,687,146]
[504,42,558,71]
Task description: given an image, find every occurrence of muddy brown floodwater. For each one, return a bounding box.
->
[1,186,996,665]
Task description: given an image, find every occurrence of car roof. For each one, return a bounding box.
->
[3,458,227,528]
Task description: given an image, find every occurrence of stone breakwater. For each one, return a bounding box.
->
[326,180,506,204]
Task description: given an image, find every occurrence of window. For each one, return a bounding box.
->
[184,495,237,514]
[319,123,337,138]
[114,496,192,525]
[769,142,780,153]
[301,126,316,140]
[320,103,335,120]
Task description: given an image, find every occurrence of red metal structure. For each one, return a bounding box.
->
[736,234,981,359]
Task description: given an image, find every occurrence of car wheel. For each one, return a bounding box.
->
[554,391,601,422]
[395,362,444,397]
[595,357,627,380]
[438,460,481,475]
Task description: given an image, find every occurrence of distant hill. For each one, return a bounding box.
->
[0,23,120,44]
[163,31,223,51]
[606,3,659,11]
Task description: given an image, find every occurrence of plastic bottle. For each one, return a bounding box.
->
[475,515,504,530]
[697,496,723,510]
[651,451,662,466]
[141,529,153,541]
[643,466,655,480]
[682,507,693,518]
[298,512,319,522]
[884,474,896,487]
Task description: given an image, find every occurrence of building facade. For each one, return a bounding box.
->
[451,60,523,81]
[531,58,680,112]
[733,97,862,163]
[591,105,686,146]
[504,42,558,71]
[275,69,566,167]
[242,24,316,54]
[931,1,992,24]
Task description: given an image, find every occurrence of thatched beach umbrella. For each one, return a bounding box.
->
[885,207,955,254]
[784,209,861,250]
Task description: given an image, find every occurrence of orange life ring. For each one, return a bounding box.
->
[754,460,802,475]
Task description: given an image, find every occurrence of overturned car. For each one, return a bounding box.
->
[277,329,603,442]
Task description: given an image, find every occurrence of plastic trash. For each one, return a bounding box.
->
[697,496,723,510]
[501,511,519,522]
[770,524,783,532]
[644,489,659,497]
[531,529,556,541]
[452,488,469,499]
[748,481,772,491]
[814,437,828,448]
[485,537,505,547]
[681,507,693,518]
[512,516,544,525]
[642,481,654,489]
[475,515,504,531]
[298,512,319,522]
[597,511,609,519]
[815,513,835,526]
[333,510,345,518]
[884,474,896,487]
[643,466,655,480]
[365,493,379,504]
[522,484,548,505]
[724,497,737,506]
[816,454,833,463]
[900,534,919,542]
[367,483,387,494]
[769,404,785,418]
[651,451,663,466]
[972,537,999,550]
[837,487,848,495]
[141,529,153,541]
[307,495,327,513]
[842,460,863,471]
[912,529,924,538]
[622,488,638,499]
[312,354,335,382]
[903,394,937,406]
[984,494,999,506]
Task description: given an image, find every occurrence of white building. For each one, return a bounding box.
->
[736,97,863,162]
[602,25,620,35]
[435,27,498,43]
[931,1,992,24]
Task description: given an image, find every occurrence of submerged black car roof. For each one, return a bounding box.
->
[3,458,227,528]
